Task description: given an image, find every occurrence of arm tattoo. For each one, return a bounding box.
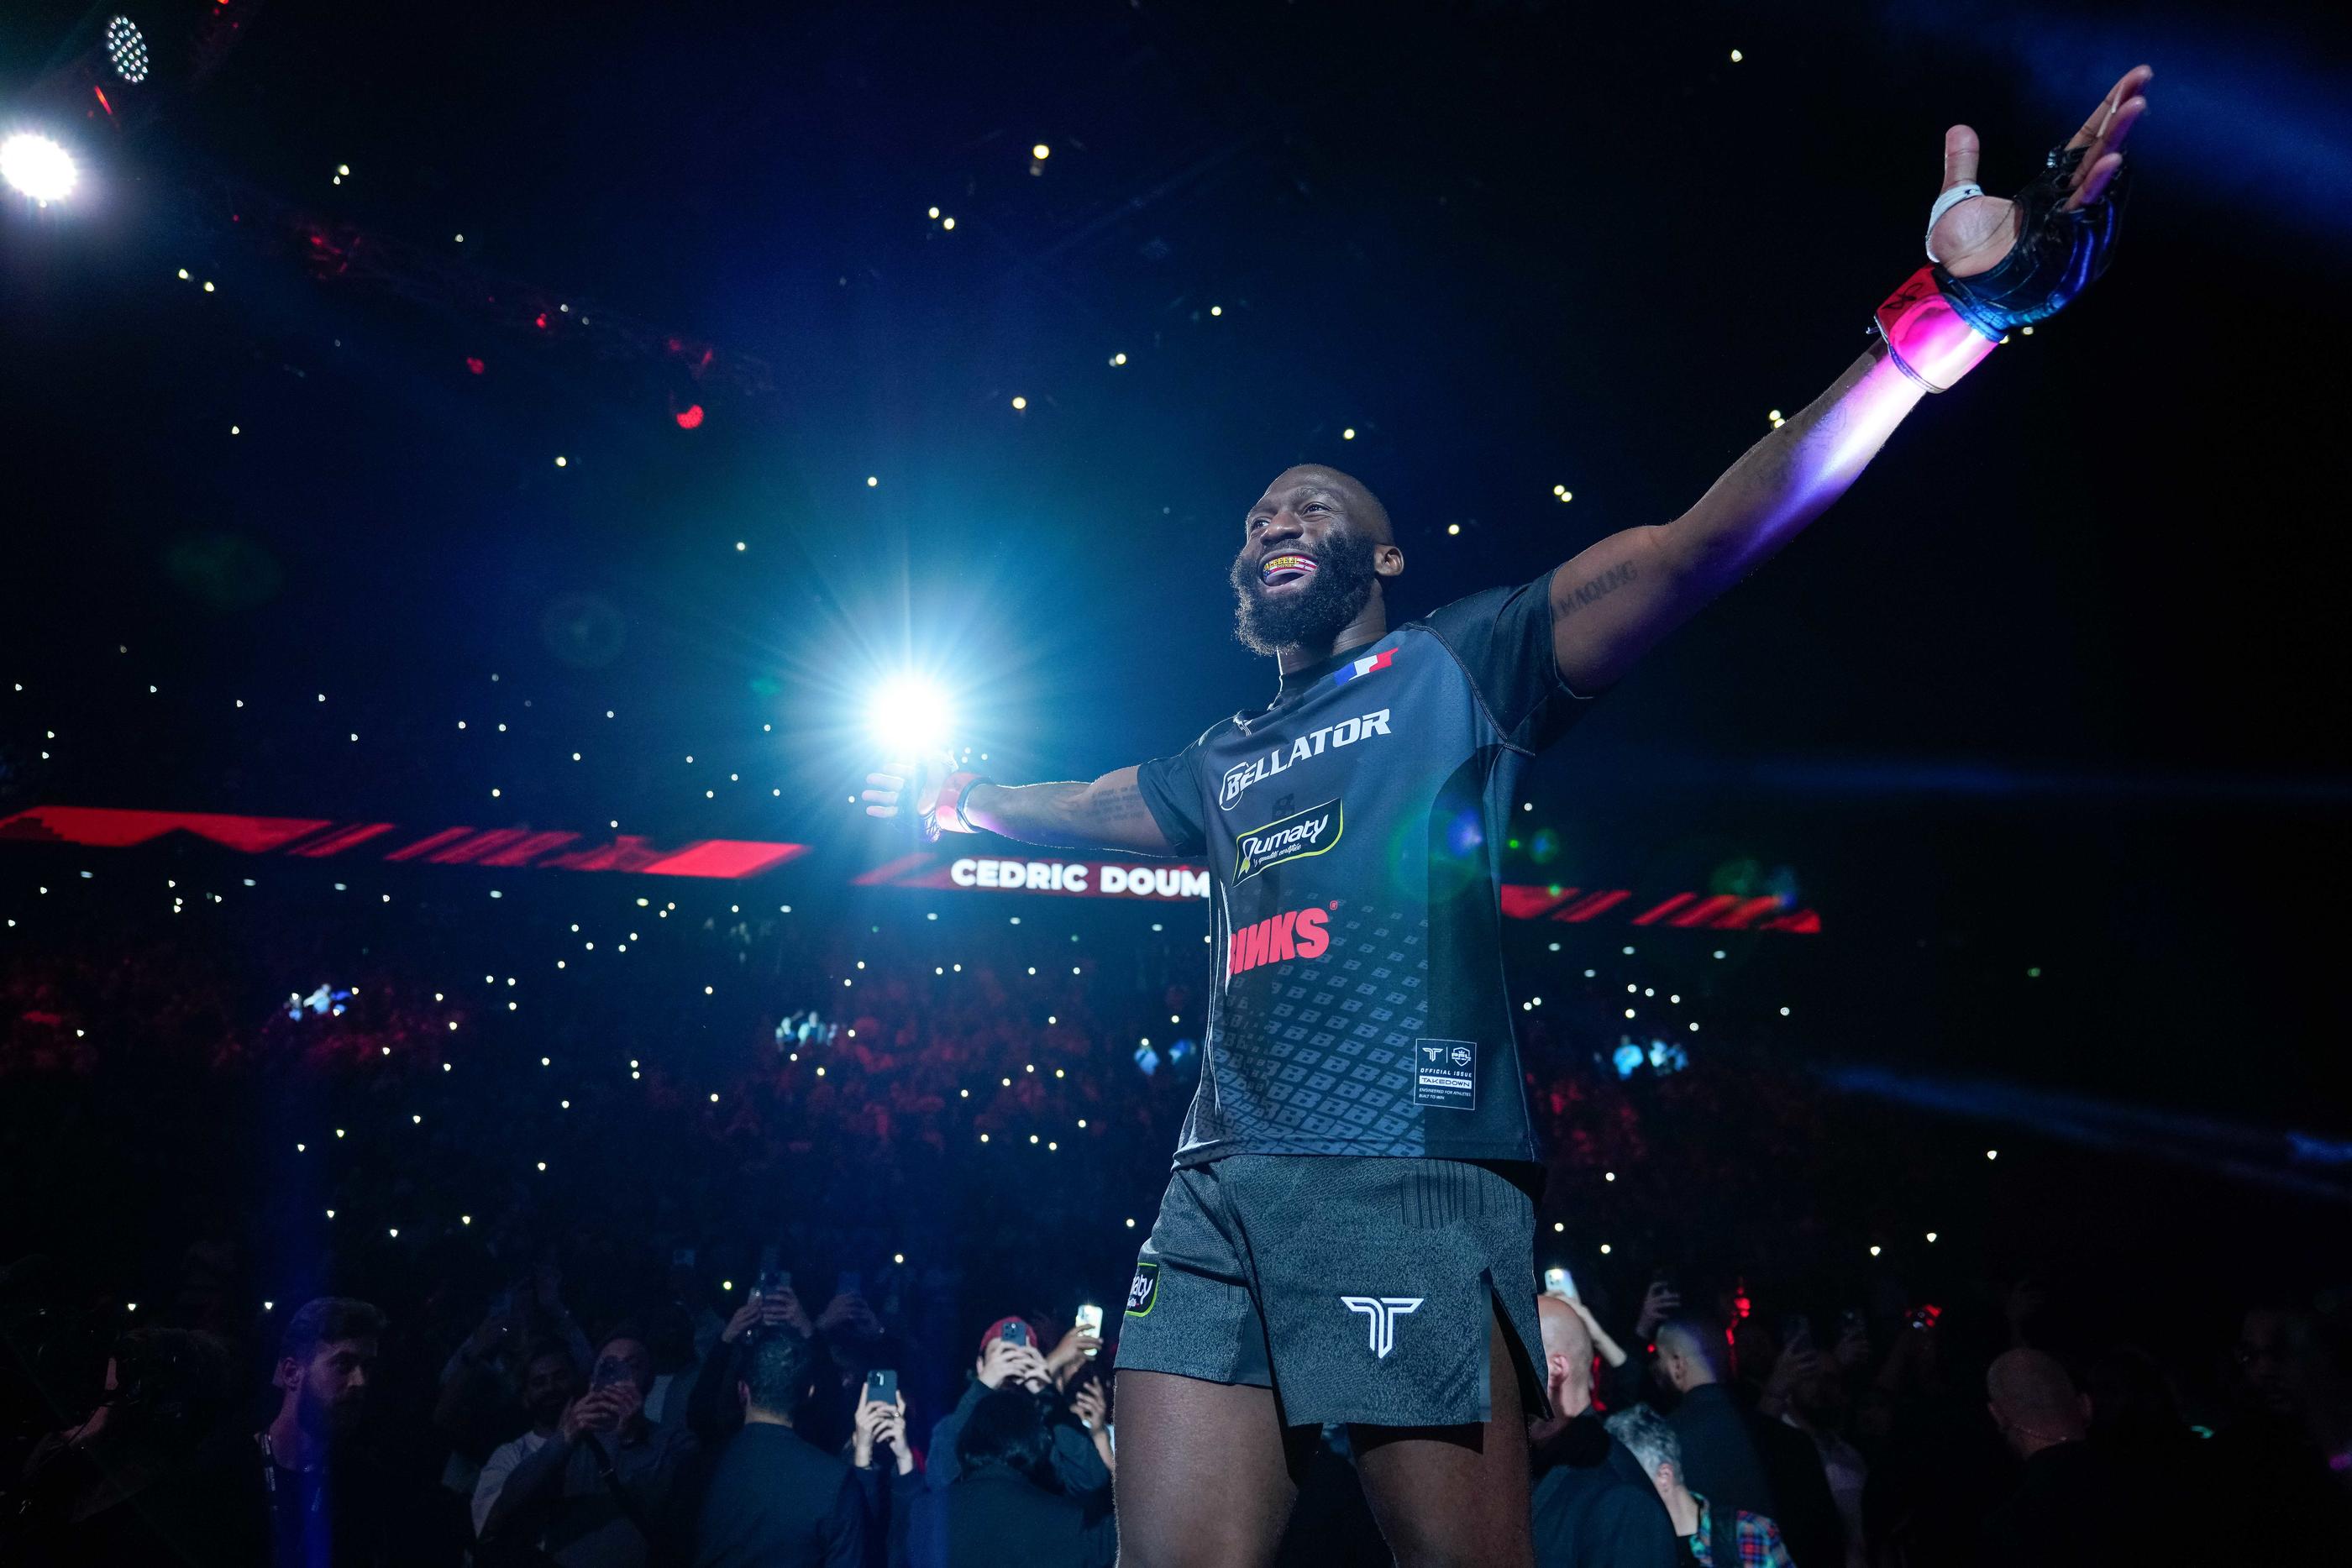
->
[1557,559,1638,619]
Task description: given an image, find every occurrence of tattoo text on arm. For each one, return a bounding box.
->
[1557,559,1638,619]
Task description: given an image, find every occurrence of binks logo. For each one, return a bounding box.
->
[1341,1296,1423,1360]
[1219,709,1393,810]
[1233,798,1342,884]
[1226,905,1330,978]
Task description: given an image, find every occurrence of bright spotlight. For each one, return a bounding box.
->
[105,16,150,82]
[867,677,953,758]
[2,135,77,203]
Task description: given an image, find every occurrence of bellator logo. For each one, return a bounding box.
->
[1219,710,1393,809]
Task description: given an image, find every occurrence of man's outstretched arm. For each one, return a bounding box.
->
[863,763,1174,856]
[1546,66,2150,695]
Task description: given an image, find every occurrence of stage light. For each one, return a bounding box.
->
[1032,143,1051,160]
[1342,427,1356,440]
[3,135,77,202]
[105,16,150,81]
[1011,396,1027,410]
[866,675,953,757]
[1730,48,1743,63]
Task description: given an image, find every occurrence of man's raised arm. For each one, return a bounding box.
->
[862,763,1174,857]
[1543,66,2150,696]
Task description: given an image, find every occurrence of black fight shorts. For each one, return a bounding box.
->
[1114,1155,1547,1429]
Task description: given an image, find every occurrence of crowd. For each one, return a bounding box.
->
[1,875,2347,1563]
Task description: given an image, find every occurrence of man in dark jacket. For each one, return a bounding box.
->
[1654,1317,1777,1523]
[902,1387,1112,1568]
[1528,1296,1679,1568]
[692,1329,863,1568]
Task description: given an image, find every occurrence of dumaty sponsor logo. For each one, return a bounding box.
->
[1233,798,1342,884]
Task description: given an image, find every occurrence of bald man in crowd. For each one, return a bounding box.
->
[1981,1347,2131,1567]
[1527,1296,1677,1568]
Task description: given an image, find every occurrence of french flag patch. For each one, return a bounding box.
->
[1331,648,1395,687]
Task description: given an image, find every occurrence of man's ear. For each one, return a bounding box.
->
[274,1357,300,1393]
[1546,1350,1571,1387]
[1375,544,1405,579]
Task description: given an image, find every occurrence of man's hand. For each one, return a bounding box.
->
[1931,66,2150,279]
[861,753,958,834]
[976,1338,1050,1392]
[559,1391,621,1442]
[1761,1346,1824,1417]
[1634,1280,1682,1341]
[817,1292,881,1339]
[1070,1379,1108,1432]
[1045,1324,1102,1385]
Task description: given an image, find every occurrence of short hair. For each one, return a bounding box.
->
[113,1327,236,1434]
[279,1297,385,1364]
[740,1329,814,1415]
[1655,1314,1728,1379]
[1604,1406,1683,1480]
[955,1386,1054,1482]
[1986,1348,2086,1437]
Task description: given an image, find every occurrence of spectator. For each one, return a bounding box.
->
[1606,1407,1795,1568]
[1979,1347,2145,1568]
[851,1373,921,1559]
[3,1326,260,1566]
[1526,1295,1679,1568]
[260,1296,396,1568]
[690,1328,864,1567]
[438,1264,597,1505]
[923,1319,1108,1505]
[481,1325,696,1568]
[472,1342,580,1534]
[903,1386,1110,1568]
[1652,1315,1777,1525]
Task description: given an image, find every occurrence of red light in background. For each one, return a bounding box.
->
[465,357,485,375]
[93,86,114,116]
[675,404,704,429]
[533,312,548,329]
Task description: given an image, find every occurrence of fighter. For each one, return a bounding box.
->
[864,67,2150,1568]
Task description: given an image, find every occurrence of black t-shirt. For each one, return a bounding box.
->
[1135,569,1594,1167]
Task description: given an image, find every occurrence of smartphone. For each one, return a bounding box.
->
[837,1271,863,1299]
[1781,1313,1814,1352]
[1075,1303,1104,1350]
[590,1359,631,1392]
[865,1368,899,1408]
[1542,1266,1577,1302]
[753,1267,790,1301]
[1000,1319,1030,1347]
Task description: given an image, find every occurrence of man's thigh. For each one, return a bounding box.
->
[1111,1369,1306,1568]
[1349,1307,1535,1568]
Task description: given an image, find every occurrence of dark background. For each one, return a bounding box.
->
[3,0,2347,1245]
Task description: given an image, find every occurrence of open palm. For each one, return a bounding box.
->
[1933,66,2152,279]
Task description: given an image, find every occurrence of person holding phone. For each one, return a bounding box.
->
[690,1329,863,1568]
[924,1317,1111,1505]
[481,1329,696,1568]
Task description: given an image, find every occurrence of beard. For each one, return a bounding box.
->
[1228,528,1380,656]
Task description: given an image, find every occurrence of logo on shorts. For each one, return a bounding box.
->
[1340,1296,1423,1359]
[1126,1262,1160,1317]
